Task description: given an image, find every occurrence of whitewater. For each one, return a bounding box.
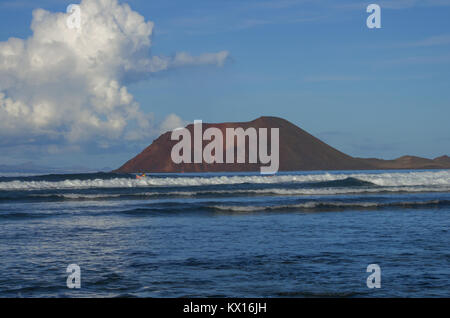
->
[0,169,449,190]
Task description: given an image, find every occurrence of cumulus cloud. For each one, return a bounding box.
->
[159,113,187,134]
[0,0,229,149]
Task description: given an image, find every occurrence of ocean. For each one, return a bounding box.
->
[0,169,448,297]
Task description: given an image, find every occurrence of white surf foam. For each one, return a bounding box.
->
[0,170,449,190]
[160,186,450,197]
[211,199,447,212]
[19,185,450,201]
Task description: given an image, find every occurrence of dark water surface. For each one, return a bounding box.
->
[0,170,449,297]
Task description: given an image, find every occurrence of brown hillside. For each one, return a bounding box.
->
[115,116,450,173]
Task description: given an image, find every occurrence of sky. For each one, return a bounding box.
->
[0,0,449,169]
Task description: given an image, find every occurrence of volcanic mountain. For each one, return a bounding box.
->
[115,116,450,173]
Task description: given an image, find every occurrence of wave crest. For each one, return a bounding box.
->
[210,199,450,212]
[0,170,449,190]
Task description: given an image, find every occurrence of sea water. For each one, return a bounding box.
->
[0,169,448,297]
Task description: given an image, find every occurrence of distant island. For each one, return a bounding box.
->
[0,162,112,175]
[115,116,450,173]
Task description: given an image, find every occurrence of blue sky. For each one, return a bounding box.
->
[0,0,449,169]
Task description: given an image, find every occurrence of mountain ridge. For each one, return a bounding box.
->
[115,116,450,173]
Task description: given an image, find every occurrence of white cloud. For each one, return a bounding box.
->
[0,0,229,148]
[159,113,187,134]
[378,0,450,9]
[303,75,365,82]
[334,0,450,10]
[172,51,230,67]
[400,34,450,47]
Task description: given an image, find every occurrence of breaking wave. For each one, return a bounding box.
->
[210,199,450,212]
[0,170,449,190]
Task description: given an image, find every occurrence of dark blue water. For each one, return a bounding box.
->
[0,170,449,297]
